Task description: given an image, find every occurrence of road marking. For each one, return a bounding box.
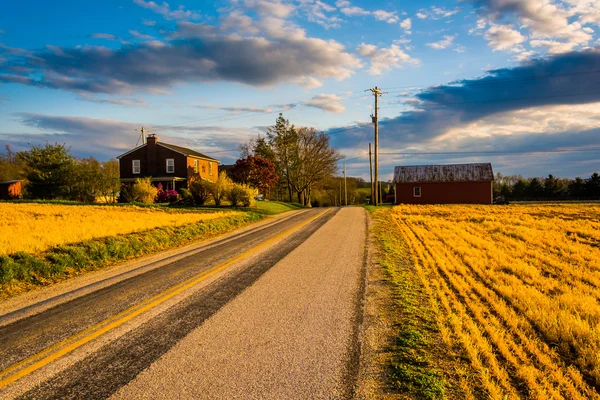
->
[0,209,330,390]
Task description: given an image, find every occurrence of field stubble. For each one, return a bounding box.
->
[380,204,600,399]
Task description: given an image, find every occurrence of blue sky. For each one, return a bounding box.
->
[1,0,600,180]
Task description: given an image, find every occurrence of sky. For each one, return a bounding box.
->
[1,0,600,180]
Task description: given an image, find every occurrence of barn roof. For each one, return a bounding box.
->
[393,163,494,183]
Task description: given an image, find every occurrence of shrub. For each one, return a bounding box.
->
[128,177,158,204]
[206,171,233,206]
[188,179,210,205]
[179,188,193,200]
[228,185,245,206]
[239,184,258,207]
[156,189,179,203]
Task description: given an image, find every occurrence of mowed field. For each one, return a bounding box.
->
[378,204,600,399]
[0,203,238,255]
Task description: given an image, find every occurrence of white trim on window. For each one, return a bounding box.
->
[193,159,199,173]
[209,162,213,176]
[132,159,140,174]
[413,186,421,197]
[166,158,175,173]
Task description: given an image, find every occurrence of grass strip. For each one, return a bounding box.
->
[0,211,264,298]
[370,207,447,399]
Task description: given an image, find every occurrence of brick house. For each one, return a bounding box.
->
[116,134,219,191]
[393,163,494,204]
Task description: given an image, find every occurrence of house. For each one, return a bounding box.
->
[0,180,23,200]
[393,163,494,204]
[116,134,219,191]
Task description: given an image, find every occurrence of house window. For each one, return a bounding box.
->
[132,160,140,174]
[193,159,199,173]
[209,162,213,176]
[414,186,421,197]
[166,158,175,173]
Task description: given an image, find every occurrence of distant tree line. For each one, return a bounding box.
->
[0,143,120,202]
[494,172,600,200]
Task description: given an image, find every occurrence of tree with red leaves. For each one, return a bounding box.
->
[231,155,278,195]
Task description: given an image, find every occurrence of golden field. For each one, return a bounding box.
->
[386,204,600,399]
[0,203,238,256]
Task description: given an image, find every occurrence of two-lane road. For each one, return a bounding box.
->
[0,207,367,399]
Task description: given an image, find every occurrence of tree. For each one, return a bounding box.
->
[568,177,587,198]
[230,155,278,194]
[588,173,600,198]
[99,159,121,203]
[0,145,25,182]
[525,178,544,198]
[18,142,76,199]
[206,171,233,206]
[543,174,566,198]
[267,114,298,202]
[70,157,104,202]
[287,127,342,206]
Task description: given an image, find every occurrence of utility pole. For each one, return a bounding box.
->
[369,87,384,205]
[369,143,373,205]
[339,180,342,207]
[344,162,347,206]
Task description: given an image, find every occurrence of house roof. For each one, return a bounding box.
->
[0,180,22,185]
[158,143,219,161]
[116,141,219,162]
[393,163,494,183]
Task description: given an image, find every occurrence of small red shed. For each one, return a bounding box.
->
[0,180,23,200]
[393,163,494,205]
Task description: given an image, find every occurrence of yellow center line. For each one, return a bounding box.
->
[0,209,329,389]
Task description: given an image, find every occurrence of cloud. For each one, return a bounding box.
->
[468,0,594,54]
[340,6,369,16]
[195,105,273,113]
[2,113,261,163]
[416,6,460,20]
[304,93,346,113]
[221,10,260,34]
[400,18,412,35]
[485,24,526,51]
[244,0,295,18]
[427,34,457,49]
[91,33,117,40]
[133,0,199,20]
[0,24,362,95]
[129,30,154,40]
[326,48,600,177]
[142,19,156,26]
[454,44,467,53]
[300,0,343,29]
[372,10,399,24]
[357,43,419,75]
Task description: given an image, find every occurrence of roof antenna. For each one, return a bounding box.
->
[135,127,150,147]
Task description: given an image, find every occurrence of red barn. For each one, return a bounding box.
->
[393,163,494,205]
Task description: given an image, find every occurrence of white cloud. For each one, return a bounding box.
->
[340,6,370,16]
[485,24,526,51]
[530,39,579,53]
[91,33,117,40]
[129,30,154,40]
[133,0,199,20]
[221,10,260,34]
[357,43,419,75]
[335,0,350,7]
[373,10,399,24]
[416,6,460,20]
[400,18,412,34]
[295,76,323,88]
[454,44,467,53]
[244,0,295,18]
[305,93,346,113]
[427,34,457,49]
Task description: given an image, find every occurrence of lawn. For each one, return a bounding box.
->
[372,203,600,399]
[253,201,304,215]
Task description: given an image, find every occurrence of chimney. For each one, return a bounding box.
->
[146,134,158,146]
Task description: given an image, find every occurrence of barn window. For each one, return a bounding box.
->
[193,159,199,173]
[166,159,175,173]
[414,186,421,197]
[132,160,140,174]
[209,162,213,176]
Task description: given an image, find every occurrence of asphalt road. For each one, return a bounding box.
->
[0,207,367,400]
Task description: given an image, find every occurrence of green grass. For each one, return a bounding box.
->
[0,211,264,298]
[253,201,305,215]
[372,208,447,400]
